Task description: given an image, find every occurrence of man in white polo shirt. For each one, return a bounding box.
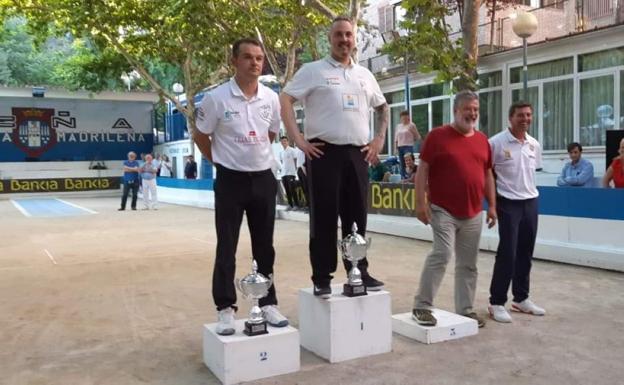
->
[194,38,288,335]
[488,101,546,323]
[280,16,389,298]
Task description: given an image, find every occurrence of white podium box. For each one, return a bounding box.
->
[392,308,478,344]
[298,285,392,363]
[203,320,300,385]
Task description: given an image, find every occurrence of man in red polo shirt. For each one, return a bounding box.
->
[412,90,497,328]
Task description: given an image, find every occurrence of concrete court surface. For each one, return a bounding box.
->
[0,196,622,385]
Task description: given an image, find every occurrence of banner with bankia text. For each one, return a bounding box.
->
[368,182,417,217]
[0,97,153,161]
[0,177,120,194]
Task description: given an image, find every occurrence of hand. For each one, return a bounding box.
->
[362,135,384,164]
[415,203,431,225]
[486,206,497,229]
[295,137,324,160]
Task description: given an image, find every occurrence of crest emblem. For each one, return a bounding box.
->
[12,108,57,158]
[259,104,272,122]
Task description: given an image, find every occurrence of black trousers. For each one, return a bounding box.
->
[489,196,538,305]
[307,141,370,286]
[120,180,138,209]
[213,165,278,311]
[281,175,297,208]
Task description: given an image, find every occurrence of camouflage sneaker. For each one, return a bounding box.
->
[463,312,486,328]
[412,309,437,326]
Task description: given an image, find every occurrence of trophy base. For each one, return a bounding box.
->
[244,320,269,336]
[342,283,367,297]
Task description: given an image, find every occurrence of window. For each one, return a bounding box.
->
[620,71,624,129]
[432,99,451,128]
[578,47,624,72]
[479,91,502,138]
[478,71,502,88]
[411,82,450,100]
[542,79,573,150]
[510,57,573,83]
[384,90,406,104]
[541,0,564,10]
[411,104,429,142]
[378,5,395,33]
[580,75,614,146]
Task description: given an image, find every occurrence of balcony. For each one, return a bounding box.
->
[360,0,624,73]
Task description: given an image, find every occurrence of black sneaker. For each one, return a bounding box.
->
[313,284,332,299]
[412,309,437,326]
[118,208,125,211]
[362,274,384,291]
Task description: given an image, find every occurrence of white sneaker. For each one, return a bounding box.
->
[488,305,512,323]
[216,307,236,335]
[261,305,289,327]
[512,299,545,316]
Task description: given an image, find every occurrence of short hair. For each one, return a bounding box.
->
[567,142,582,153]
[508,101,533,118]
[453,90,479,111]
[280,136,288,141]
[400,110,410,117]
[232,38,263,58]
[331,15,353,26]
[128,151,136,157]
[403,152,415,161]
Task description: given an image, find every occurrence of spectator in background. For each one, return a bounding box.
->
[140,154,158,210]
[394,110,421,179]
[557,142,594,187]
[119,151,140,211]
[160,155,173,178]
[185,155,197,179]
[402,152,417,183]
[603,137,624,188]
[154,154,162,177]
[279,136,299,210]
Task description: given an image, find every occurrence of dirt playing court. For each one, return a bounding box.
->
[0,196,622,385]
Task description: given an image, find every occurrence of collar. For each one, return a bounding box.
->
[505,128,527,143]
[228,77,266,101]
[326,55,354,68]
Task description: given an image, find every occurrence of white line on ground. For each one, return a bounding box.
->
[192,238,215,245]
[44,249,58,265]
[10,200,32,217]
[55,198,98,214]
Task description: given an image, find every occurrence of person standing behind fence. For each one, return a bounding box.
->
[487,101,546,323]
[557,142,594,187]
[394,110,421,179]
[140,154,158,210]
[602,137,624,188]
[118,151,140,211]
[160,155,173,178]
[279,136,299,210]
[185,155,197,179]
[193,37,289,336]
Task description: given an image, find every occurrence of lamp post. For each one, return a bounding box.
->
[382,30,410,115]
[512,11,538,100]
[171,83,184,142]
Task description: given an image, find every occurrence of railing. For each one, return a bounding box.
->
[360,0,623,73]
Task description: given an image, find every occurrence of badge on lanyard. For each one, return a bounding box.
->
[342,93,359,111]
[503,149,512,160]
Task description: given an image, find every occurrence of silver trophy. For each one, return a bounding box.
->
[337,223,371,297]
[235,260,273,336]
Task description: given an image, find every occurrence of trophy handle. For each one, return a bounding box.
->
[235,278,247,298]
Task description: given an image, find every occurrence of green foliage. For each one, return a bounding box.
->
[383,0,476,91]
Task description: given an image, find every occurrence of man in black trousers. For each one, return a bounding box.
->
[194,38,288,335]
[280,16,389,298]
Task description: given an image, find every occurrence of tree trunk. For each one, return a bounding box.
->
[458,0,481,90]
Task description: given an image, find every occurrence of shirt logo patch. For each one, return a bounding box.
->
[342,93,359,111]
[258,104,272,122]
[325,76,341,86]
[503,149,512,160]
[223,110,240,122]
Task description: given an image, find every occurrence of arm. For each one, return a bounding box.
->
[279,92,324,159]
[193,130,213,163]
[485,168,497,228]
[409,123,421,141]
[556,164,569,186]
[602,166,614,188]
[414,160,431,225]
[567,161,594,186]
[362,103,389,164]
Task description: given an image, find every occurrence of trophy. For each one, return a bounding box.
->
[337,223,371,297]
[235,260,273,336]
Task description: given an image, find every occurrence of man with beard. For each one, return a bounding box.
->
[280,16,389,298]
[412,90,497,328]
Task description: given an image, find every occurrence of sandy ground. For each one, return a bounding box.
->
[0,197,622,385]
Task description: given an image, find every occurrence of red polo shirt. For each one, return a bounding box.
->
[420,125,492,218]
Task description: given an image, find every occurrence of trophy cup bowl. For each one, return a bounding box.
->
[235,260,273,336]
[338,223,371,297]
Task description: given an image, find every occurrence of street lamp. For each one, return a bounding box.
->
[512,11,538,100]
[382,30,410,115]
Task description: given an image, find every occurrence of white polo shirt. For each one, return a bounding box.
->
[283,56,386,145]
[280,146,298,176]
[196,78,280,172]
[489,129,542,200]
